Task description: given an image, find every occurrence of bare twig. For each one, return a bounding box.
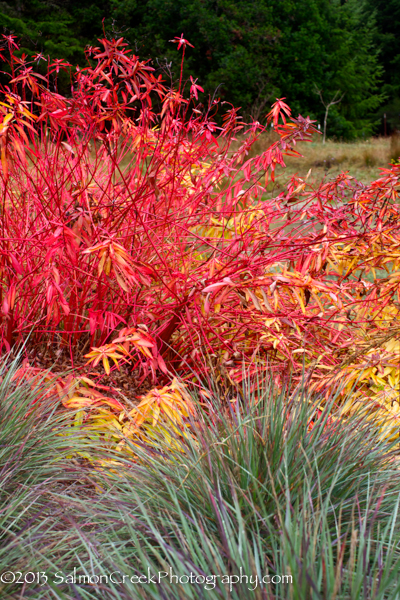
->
[314,86,345,143]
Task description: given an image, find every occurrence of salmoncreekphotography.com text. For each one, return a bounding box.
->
[1,568,293,592]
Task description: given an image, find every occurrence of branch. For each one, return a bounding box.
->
[314,85,345,109]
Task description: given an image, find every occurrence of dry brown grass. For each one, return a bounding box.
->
[390,134,400,164]
[231,133,394,191]
[286,136,390,173]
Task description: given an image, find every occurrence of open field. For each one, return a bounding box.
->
[244,134,400,190]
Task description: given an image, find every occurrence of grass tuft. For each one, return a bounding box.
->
[2,371,400,599]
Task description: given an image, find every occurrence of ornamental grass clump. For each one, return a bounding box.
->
[2,368,400,599]
[0,354,98,595]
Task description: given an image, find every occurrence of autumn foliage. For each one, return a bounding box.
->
[1,33,400,441]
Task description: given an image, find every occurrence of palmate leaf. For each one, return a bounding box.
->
[127,379,196,428]
[84,343,131,375]
[64,391,125,412]
[64,380,196,455]
[112,326,157,359]
[84,327,168,381]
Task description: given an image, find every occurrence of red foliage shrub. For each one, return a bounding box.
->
[1,33,400,425]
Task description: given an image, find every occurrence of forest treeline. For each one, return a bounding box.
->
[1,0,399,138]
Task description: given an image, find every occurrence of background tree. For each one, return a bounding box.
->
[314,87,344,144]
[270,0,383,139]
[365,0,400,133]
[0,0,393,138]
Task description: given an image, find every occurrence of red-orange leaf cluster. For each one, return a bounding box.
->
[0,34,399,432]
